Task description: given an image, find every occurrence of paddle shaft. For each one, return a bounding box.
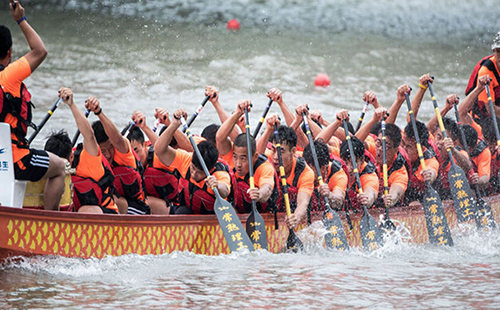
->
[302,113,333,210]
[121,121,135,136]
[342,120,369,212]
[183,95,211,132]
[404,93,428,171]
[273,123,302,249]
[253,98,273,138]
[27,98,63,144]
[244,110,258,210]
[485,84,500,145]
[180,117,223,200]
[427,83,457,164]
[355,101,370,133]
[381,118,394,227]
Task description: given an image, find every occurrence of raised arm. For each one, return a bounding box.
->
[85,99,130,154]
[408,74,433,123]
[60,88,99,156]
[268,88,295,127]
[216,99,251,156]
[205,86,240,140]
[316,110,347,142]
[459,75,490,125]
[132,110,158,146]
[289,104,310,148]
[356,107,387,142]
[153,108,192,151]
[256,114,280,155]
[387,84,411,124]
[155,109,186,166]
[9,1,47,72]
[427,94,455,132]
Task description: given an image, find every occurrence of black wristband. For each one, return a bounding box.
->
[95,108,102,116]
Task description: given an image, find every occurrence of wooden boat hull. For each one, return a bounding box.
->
[1,196,499,259]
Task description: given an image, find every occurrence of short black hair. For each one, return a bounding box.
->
[191,140,219,171]
[480,117,500,144]
[270,125,297,148]
[127,126,145,144]
[91,121,109,144]
[377,123,401,148]
[371,122,382,135]
[158,125,178,148]
[303,140,330,168]
[460,125,478,149]
[442,117,460,141]
[233,133,256,156]
[340,136,365,161]
[404,120,430,148]
[201,123,220,146]
[45,130,72,160]
[0,26,12,60]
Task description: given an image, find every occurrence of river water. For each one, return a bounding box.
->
[1,0,500,308]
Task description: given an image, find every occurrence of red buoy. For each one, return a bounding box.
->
[227,19,240,30]
[314,74,330,87]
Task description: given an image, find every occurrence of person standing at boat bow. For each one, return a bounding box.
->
[0,1,65,210]
[155,109,232,215]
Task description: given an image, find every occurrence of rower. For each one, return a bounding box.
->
[302,139,347,211]
[87,100,150,215]
[340,132,379,211]
[0,1,65,210]
[154,109,233,215]
[216,99,279,214]
[401,120,441,204]
[59,88,118,214]
[257,114,315,229]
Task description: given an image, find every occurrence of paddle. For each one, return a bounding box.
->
[427,82,478,224]
[355,101,370,133]
[379,116,397,231]
[404,92,453,246]
[302,113,349,250]
[182,94,213,133]
[27,98,63,144]
[344,188,354,230]
[180,116,254,253]
[243,109,268,250]
[121,121,135,136]
[452,102,497,229]
[485,82,500,193]
[273,123,304,252]
[253,98,273,138]
[71,109,90,147]
[342,119,383,251]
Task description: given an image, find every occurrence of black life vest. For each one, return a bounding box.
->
[283,156,307,213]
[0,81,36,148]
[233,154,281,213]
[470,139,488,173]
[70,143,116,211]
[466,55,500,121]
[111,149,146,202]
[347,160,378,210]
[143,146,180,204]
[309,159,343,212]
[178,161,235,214]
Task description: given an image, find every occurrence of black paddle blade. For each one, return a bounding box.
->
[422,184,454,246]
[379,210,397,232]
[286,229,304,253]
[359,206,384,251]
[476,197,497,230]
[448,165,478,223]
[323,209,350,251]
[214,198,255,252]
[245,207,268,250]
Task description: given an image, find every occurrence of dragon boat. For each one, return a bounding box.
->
[1,195,499,260]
